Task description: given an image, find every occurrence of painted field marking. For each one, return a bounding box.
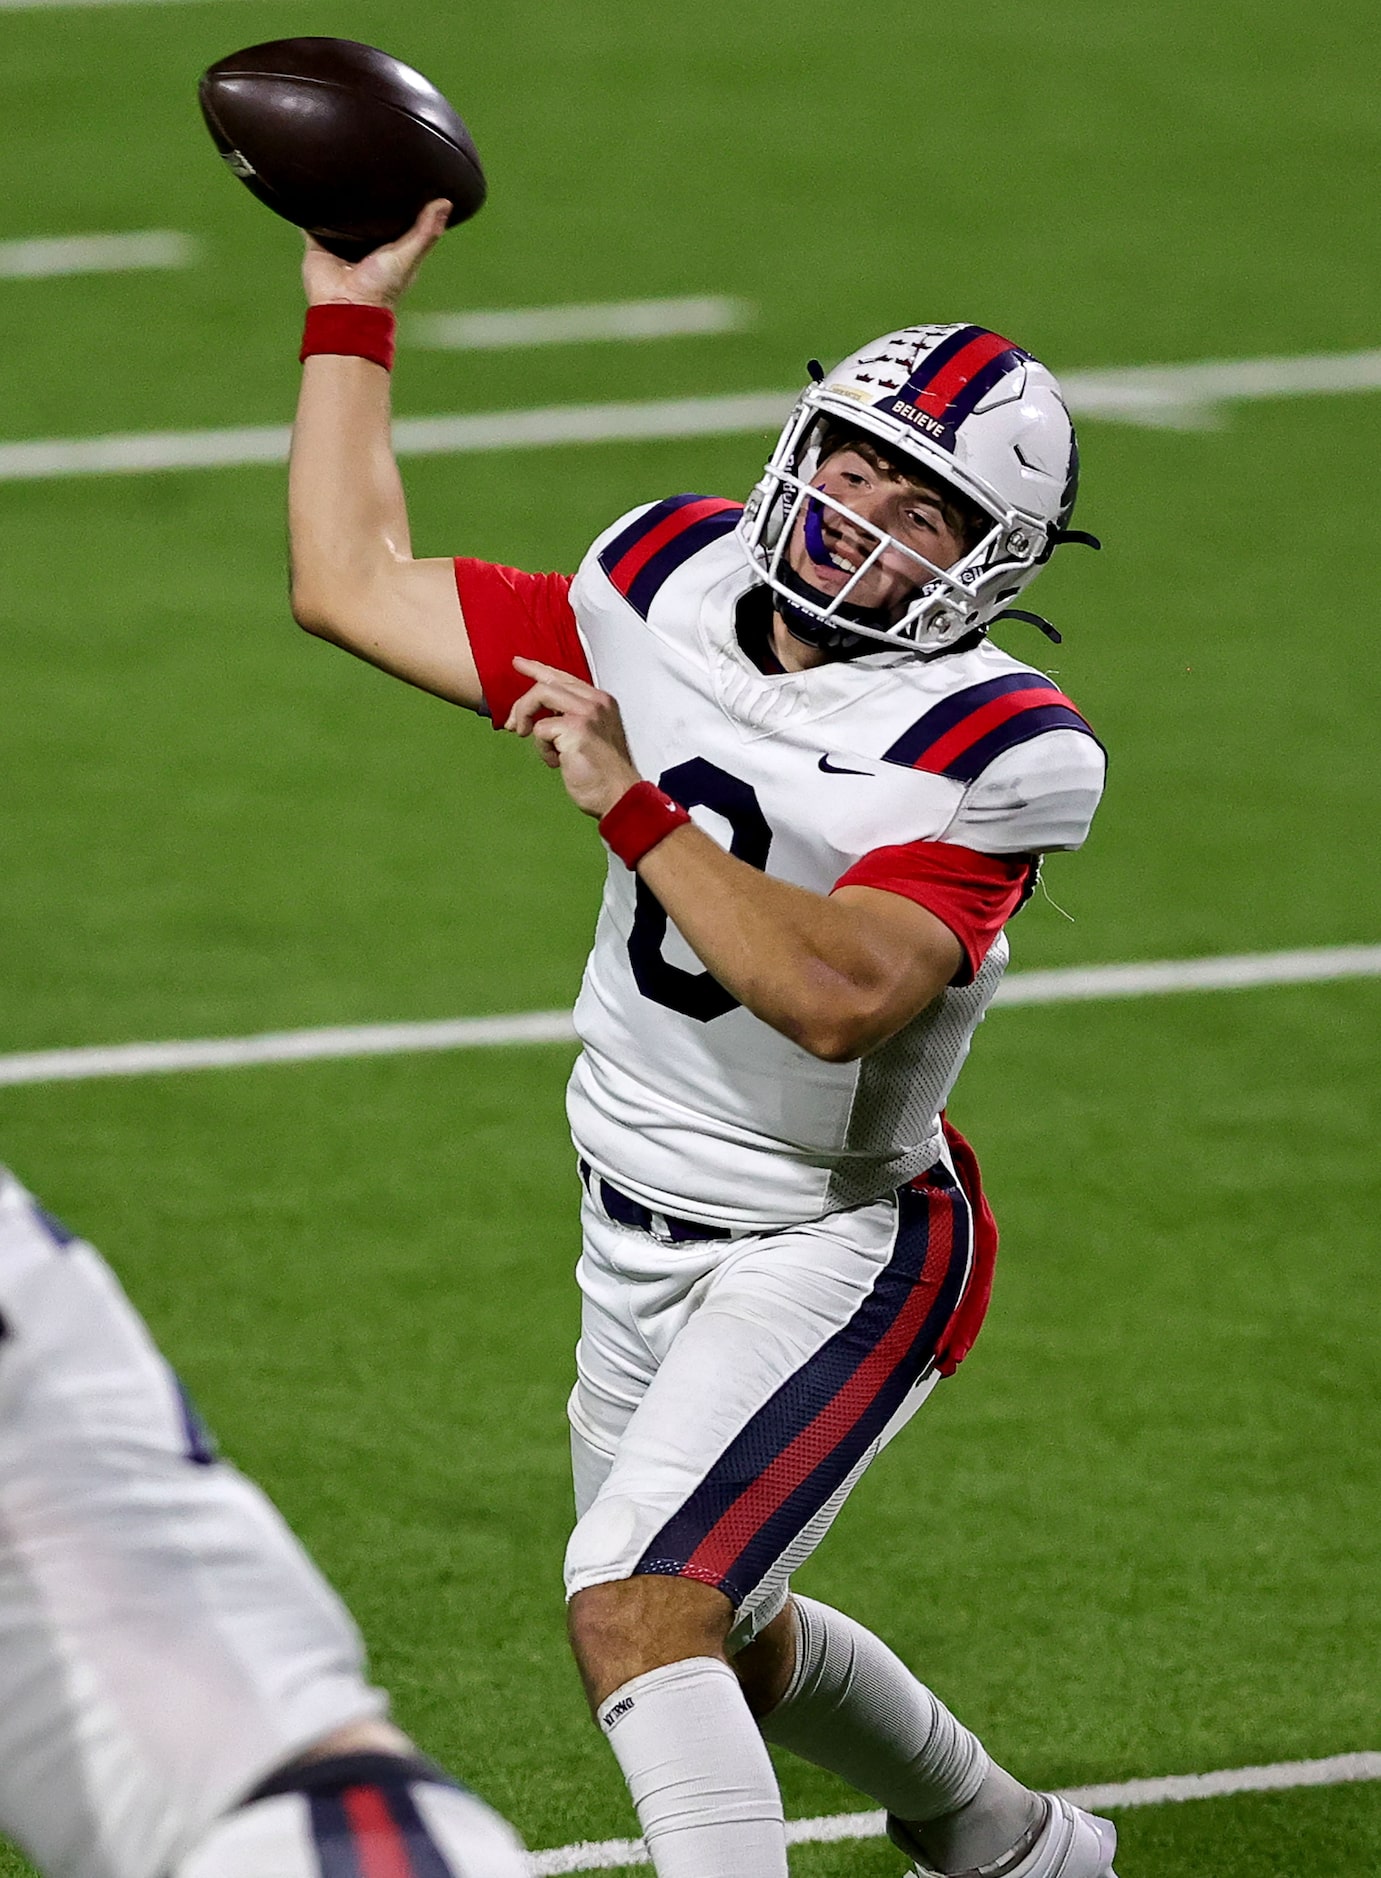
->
[0,0,238,9]
[1066,346,1381,428]
[412,295,751,351]
[525,1751,1381,1873]
[1,347,1379,482]
[988,942,1381,1006]
[0,1011,580,1088]
[2,945,1377,1091]
[0,392,793,483]
[0,231,197,278]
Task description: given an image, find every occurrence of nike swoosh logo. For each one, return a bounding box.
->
[818,754,871,776]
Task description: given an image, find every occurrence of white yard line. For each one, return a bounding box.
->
[0,0,237,9]
[412,295,751,351]
[2,347,1380,480]
[990,943,1381,1006]
[1065,347,1381,428]
[0,393,794,483]
[2,946,1377,1091]
[0,231,196,279]
[0,1011,580,1088]
[526,1751,1381,1873]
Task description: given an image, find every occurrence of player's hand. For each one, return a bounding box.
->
[302,198,452,308]
[506,659,641,818]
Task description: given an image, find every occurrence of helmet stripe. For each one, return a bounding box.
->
[881,324,988,404]
[937,345,1029,429]
[876,327,1028,444]
[910,329,1019,418]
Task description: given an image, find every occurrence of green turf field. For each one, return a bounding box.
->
[1,0,1379,1872]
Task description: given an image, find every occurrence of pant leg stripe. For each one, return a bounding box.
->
[634,1175,971,1606]
[308,1793,365,1878]
[378,1784,457,1878]
[309,1785,455,1878]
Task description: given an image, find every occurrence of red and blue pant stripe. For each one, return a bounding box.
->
[308,1781,457,1878]
[632,1167,973,1609]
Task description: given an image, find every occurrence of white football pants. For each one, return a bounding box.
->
[0,1168,391,1878]
[564,1152,973,1646]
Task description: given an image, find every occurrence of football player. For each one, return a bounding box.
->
[0,1167,526,1878]
[283,200,1116,1878]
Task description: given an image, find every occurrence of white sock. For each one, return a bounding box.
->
[760,1596,1043,1870]
[598,1656,787,1878]
[761,1596,991,1821]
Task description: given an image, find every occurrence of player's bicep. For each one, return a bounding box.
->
[830,885,965,1040]
[300,553,485,711]
[834,837,1035,990]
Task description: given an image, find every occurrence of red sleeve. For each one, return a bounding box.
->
[452,559,590,726]
[832,839,1035,985]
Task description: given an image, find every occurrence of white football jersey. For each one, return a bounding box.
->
[563,496,1106,1227]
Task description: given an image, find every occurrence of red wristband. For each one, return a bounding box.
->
[299,303,397,371]
[599,782,692,869]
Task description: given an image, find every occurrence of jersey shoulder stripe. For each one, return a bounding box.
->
[883,672,1101,784]
[598,493,743,619]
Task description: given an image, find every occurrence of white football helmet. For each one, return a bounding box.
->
[740,323,1091,655]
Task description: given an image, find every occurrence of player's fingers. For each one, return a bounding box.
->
[504,675,594,732]
[512,656,597,695]
[391,199,452,262]
[422,197,453,237]
[532,719,564,767]
[505,683,560,736]
[511,659,609,717]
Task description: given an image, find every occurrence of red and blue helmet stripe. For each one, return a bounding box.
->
[876,325,1030,448]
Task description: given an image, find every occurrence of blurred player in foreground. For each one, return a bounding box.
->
[0,1167,526,1878]
[282,201,1116,1878]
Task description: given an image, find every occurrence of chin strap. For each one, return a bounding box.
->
[1003,528,1100,645]
[992,608,1063,644]
[1035,527,1102,568]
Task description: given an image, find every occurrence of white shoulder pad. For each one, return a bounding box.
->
[573,493,746,627]
[578,499,664,577]
[942,728,1107,854]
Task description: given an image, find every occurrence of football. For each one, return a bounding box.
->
[198,38,487,260]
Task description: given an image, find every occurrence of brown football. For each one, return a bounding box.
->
[198,38,486,260]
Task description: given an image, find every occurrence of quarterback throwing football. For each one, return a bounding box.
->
[285,201,1113,1878]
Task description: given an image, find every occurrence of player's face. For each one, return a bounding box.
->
[785,446,970,619]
